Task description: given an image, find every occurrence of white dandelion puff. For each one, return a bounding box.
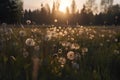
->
[67,51,75,60]
[25,38,35,46]
[58,57,66,65]
[19,30,26,37]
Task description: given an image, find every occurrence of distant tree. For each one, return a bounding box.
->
[100,0,114,13]
[52,1,56,14]
[0,0,23,24]
[45,3,51,14]
[71,0,77,14]
[85,0,98,14]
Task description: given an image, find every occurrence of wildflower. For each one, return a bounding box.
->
[67,51,75,60]
[89,34,94,40]
[71,37,75,41]
[45,34,52,41]
[53,54,58,59]
[70,43,80,50]
[82,48,88,53]
[25,38,35,46]
[58,49,62,54]
[19,30,26,37]
[58,57,66,65]
[26,20,31,25]
[61,41,71,47]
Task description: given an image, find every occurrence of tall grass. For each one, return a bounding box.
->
[0,25,120,80]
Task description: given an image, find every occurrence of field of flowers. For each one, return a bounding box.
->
[0,25,120,80]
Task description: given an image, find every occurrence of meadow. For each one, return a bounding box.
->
[0,25,120,80]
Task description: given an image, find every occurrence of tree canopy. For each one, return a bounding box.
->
[0,0,23,24]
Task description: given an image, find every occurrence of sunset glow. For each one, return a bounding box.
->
[59,0,71,13]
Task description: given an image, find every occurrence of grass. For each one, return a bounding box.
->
[0,25,120,80]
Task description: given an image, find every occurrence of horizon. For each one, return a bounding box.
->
[23,0,120,11]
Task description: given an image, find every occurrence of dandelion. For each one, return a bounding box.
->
[89,34,95,40]
[71,37,75,41]
[45,34,52,41]
[58,57,66,65]
[70,43,80,50]
[67,51,75,60]
[58,49,62,54]
[26,20,31,25]
[53,54,58,59]
[61,41,71,47]
[82,48,88,53]
[19,30,26,37]
[25,38,35,46]
[81,48,88,56]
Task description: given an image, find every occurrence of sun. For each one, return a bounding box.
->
[59,0,71,13]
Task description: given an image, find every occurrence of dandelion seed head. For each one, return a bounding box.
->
[19,30,26,37]
[58,57,66,65]
[67,51,75,60]
[25,38,35,46]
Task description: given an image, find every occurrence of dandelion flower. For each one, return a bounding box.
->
[67,51,75,60]
[19,30,26,37]
[26,20,31,25]
[58,57,66,65]
[25,38,35,46]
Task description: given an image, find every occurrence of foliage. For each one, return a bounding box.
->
[0,0,23,24]
[0,25,120,80]
[23,3,120,26]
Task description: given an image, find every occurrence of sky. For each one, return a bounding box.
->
[23,0,120,11]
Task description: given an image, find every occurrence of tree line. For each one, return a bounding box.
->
[0,0,120,26]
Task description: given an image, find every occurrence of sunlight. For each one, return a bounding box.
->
[59,0,71,13]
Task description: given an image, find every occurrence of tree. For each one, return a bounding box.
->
[85,0,97,14]
[71,0,77,14]
[0,0,23,24]
[100,0,114,13]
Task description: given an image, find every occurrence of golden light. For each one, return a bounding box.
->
[59,0,71,13]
